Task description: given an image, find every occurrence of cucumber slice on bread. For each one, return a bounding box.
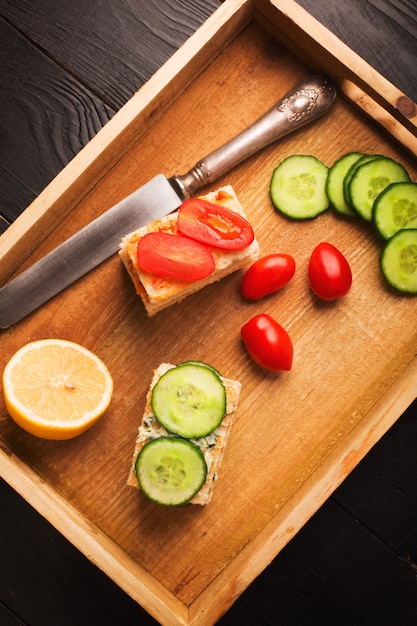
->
[151,363,226,438]
[179,360,222,378]
[135,437,207,506]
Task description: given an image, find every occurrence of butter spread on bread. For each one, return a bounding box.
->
[119,186,259,315]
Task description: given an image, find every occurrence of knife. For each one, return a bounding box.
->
[0,75,336,328]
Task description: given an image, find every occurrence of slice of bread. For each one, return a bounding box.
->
[127,363,242,506]
[119,185,259,315]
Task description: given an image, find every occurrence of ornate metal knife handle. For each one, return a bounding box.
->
[172,75,336,199]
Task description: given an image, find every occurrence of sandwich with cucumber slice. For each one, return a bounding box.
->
[127,361,241,506]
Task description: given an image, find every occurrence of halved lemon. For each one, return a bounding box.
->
[2,339,113,440]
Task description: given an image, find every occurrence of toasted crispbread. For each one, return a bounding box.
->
[119,185,259,315]
[127,363,241,506]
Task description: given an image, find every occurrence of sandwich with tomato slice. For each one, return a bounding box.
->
[119,185,260,315]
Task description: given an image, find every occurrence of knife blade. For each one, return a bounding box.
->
[0,75,336,328]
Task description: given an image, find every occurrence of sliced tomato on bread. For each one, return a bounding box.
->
[136,231,215,281]
[177,198,254,250]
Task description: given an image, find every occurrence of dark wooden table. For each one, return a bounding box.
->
[1,1,417,624]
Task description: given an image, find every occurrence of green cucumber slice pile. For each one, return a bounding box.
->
[342,154,382,210]
[326,151,364,217]
[270,151,417,294]
[347,156,410,221]
[136,361,226,506]
[136,437,207,506]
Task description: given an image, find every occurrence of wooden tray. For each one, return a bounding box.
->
[1,1,416,624]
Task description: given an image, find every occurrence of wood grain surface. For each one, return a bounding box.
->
[0,0,220,230]
[1,0,417,624]
[296,0,417,103]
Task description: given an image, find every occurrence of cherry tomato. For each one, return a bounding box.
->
[241,313,293,371]
[241,254,296,299]
[137,231,215,281]
[308,242,352,300]
[177,198,254,250]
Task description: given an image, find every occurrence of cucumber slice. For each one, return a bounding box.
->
[135,437,207,506]
[348,156,410,221]
[342,154,381,208]
[373,182,417,239]
[151,363,226,438]
[326,151,364,217]
[270,155,329,219]
[179,360,221,378]
[380,229,417,294]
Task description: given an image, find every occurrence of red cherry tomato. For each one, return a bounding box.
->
[241,314,293,371]
[177,198,254,250]
[308,242,352,300]
[241,254,296,299]
[137,231,215,281]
